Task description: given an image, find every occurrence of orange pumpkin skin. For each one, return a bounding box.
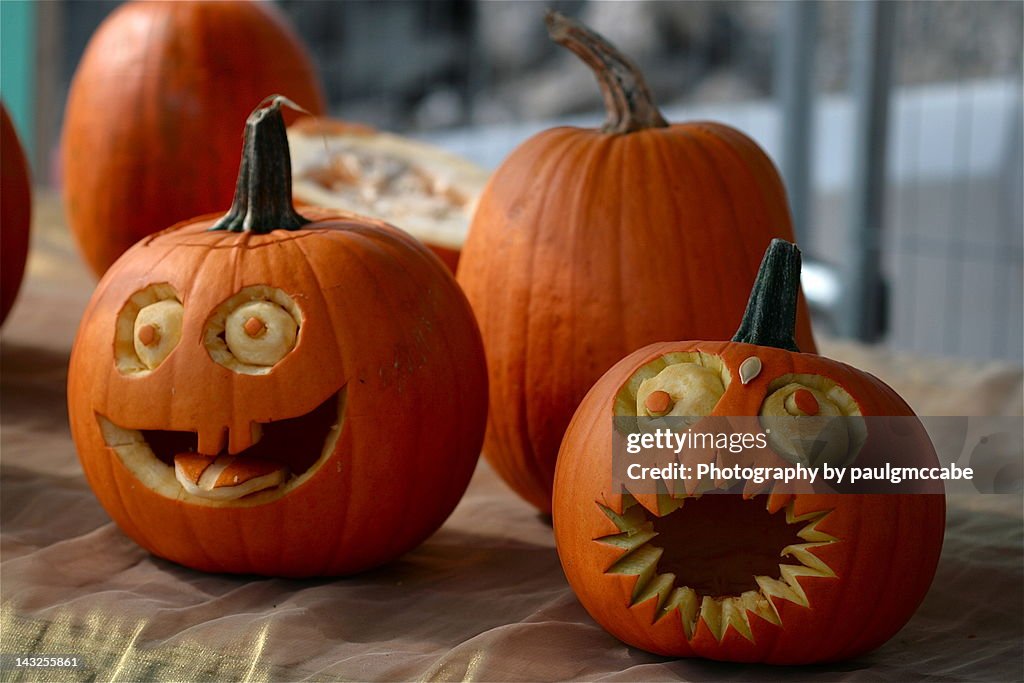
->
[1,103,31,324]
[61,0,325,277]
[457,15,815,514]
[67,102,487,577]
[552,243,944,663]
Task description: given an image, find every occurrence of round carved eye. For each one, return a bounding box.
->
[224,300,298,366]
[115,283,183,374]
[759,376,864,468]
[204,286,302,375]
[133,299,184,370]
[636,361,726,419]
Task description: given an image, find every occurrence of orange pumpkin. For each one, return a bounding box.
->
[67,98,487,577]
[61,0,325,277]
[457,12,815,514]
[1,102,31,324]
[553,241,945,663]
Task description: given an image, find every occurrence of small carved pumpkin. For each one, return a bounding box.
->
[67,99,488,577]
[61,0,325,276]
[457,13,816,514]
[1,103,31,325]
[553,241,945,663]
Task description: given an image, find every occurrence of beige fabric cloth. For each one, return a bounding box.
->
[2,195,1021,681]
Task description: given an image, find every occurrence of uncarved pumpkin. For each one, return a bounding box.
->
[61,0,325,277]
[67,98,488,577]
[553,240,945,663]
[289,117,489,273]
[457,12,816,514]
[1,102,31,324]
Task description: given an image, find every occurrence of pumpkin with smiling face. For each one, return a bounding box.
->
[553,241,945,663]
[67,99,488,577]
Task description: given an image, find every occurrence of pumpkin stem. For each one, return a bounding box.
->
[731,239,802,352]
[546,11,668,135]
[210,95,309,234]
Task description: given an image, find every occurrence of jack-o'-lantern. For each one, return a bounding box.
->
[67,98,488,577]
[457,12,816,514]
[553,240,945,663]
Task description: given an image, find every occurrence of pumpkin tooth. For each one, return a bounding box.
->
[633,572,676,614]
[600,499,647,532]
[777,564,833,606]
[755,574,806,608]
[781,542,836,576]
[740,589,781,627]
[722,596,755,642]
[595,524,657,551]
[657,492,685,516]
[699,596,725,641]
[607,545,663,602]
[661,586,700,638]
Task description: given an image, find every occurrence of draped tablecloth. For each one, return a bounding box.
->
[2,194,1021,682]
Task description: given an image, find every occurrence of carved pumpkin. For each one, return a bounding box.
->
[67,99,488,577]
[61,0,325,277]
[289,117,489,273]
[457,12,816,514]
[553,241,945,663]
[1,102,31,325]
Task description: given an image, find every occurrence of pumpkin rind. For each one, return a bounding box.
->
[1,103,31,324]
[61,0,325,276]
[457,14,816,514]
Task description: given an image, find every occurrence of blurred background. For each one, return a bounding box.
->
[2,0,1022,362]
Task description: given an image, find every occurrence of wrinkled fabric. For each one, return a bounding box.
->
[1,196,1021,681]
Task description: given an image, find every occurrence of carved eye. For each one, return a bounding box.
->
[115,284,183,374]
[635,356,729,421]
[134,300,184,369]
[759,375,865,468]
[205,286,302,375]
[224,301,298,366]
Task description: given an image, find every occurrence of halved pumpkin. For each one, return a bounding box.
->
[288,117,488,272]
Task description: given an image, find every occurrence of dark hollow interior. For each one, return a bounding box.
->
[650,494,804,597]
[141,390,341,476]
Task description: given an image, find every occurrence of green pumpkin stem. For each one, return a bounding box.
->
[731,239,803,352]
[546,11,668,135]
[210,96,309,234]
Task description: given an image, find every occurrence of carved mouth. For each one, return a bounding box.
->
[598,493,837,642]
[97,388,347,506]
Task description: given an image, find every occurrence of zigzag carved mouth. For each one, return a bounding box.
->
[597,493,837,642]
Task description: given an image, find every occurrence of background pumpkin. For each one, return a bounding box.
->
[553,241,945,663]
[457,12,816,514]
[67,99,487,577]
[288,117,489,273]
[1,102,31,325]
[61,0,325,277]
